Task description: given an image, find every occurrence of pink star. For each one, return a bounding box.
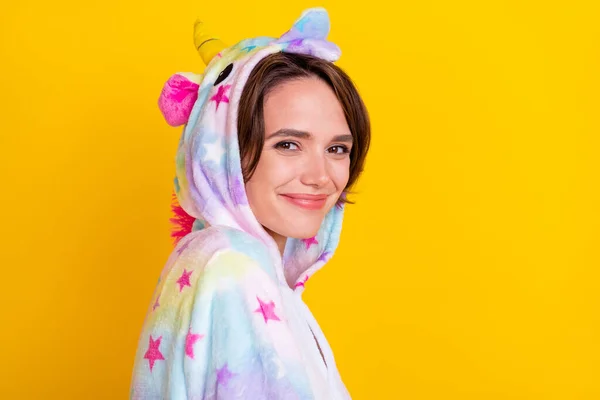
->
[254,297,280,323]
[302,236,319,249]
[294,275,309,289]
[176,268,193,292]
[210,84,231,110]
[152,295,160,311]
[144,335,165,371]
[216,363,235,386]
[185,329,204,359]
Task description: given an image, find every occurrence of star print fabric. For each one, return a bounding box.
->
[134,239,315,399]
[130,7,352,399]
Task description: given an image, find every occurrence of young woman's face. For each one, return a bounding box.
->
[245,76,352,243]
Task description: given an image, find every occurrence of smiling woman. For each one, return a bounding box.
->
[239,52,371,260]
[130,7,371,400]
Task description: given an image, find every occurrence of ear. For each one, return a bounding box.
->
[279,7,331,42]
[274,7,341,62]
[158,72,203,127]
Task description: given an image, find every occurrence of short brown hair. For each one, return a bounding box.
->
[237,52,371,204]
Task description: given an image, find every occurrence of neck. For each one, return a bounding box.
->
[264,227,287,257]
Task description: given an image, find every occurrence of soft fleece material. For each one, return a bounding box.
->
[130,7,351,399]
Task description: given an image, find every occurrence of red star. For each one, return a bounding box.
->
[302,236,318,249]
[144,335,165,371]
[176,268,193,292]
[254,297,280,323]
[185,329,204,359]
[152,295,160,311]
[210,84,231,110]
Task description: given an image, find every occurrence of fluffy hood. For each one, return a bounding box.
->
[158,7,345,291]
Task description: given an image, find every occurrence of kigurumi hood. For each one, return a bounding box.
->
[158,7,345,291]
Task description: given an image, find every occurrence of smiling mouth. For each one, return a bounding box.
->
[279,193,328,210]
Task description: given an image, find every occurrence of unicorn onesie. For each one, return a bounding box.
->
[130,7,352,399]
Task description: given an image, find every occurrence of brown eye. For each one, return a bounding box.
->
[275,141,299,150]
[328,145,349,154]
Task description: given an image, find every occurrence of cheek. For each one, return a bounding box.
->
[330,158,351,190]
[247,151,295,193]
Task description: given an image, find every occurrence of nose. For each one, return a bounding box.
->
[300,151,329,188]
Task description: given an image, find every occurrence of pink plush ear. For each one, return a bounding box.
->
[158,73,202,127]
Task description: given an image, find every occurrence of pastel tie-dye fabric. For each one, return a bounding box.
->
[130,7,351,399]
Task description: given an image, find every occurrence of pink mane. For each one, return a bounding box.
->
[169,190,195,246]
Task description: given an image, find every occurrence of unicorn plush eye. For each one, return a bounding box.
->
[214,63,233,86]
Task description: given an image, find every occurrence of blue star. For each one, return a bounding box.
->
[295,17,310,32]
[241,45,256,53]
[174,176,180,193]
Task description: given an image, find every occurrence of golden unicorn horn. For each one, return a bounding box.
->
[193,18,227,65]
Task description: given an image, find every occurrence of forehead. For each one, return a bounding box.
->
[263,78,350,137]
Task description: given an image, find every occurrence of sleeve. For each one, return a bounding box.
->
[129,247,313,400]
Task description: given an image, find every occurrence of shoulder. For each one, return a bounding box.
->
[151,228,271,321]
[171,225,279,283]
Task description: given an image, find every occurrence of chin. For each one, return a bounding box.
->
[274,215,322,240]
[263,199,336,240]
[288,226,320,240]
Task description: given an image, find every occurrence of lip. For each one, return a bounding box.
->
[279,193,328,210]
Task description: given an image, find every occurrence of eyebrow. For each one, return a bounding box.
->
[266,128,353,143]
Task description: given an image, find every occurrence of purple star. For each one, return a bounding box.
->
[230,175,247,205]
[287,38,304,49]
[285,38,317,56]
[335,192,347,209]
[176,238,192,255]
[216,363,235,386]
[317,251,331,263]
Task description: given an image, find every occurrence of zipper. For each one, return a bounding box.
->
[310,326,328,370]
[294,294,331,378]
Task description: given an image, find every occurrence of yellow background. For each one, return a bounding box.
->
[1,0,599,398]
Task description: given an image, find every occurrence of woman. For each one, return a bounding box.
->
[130,7,371,399]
